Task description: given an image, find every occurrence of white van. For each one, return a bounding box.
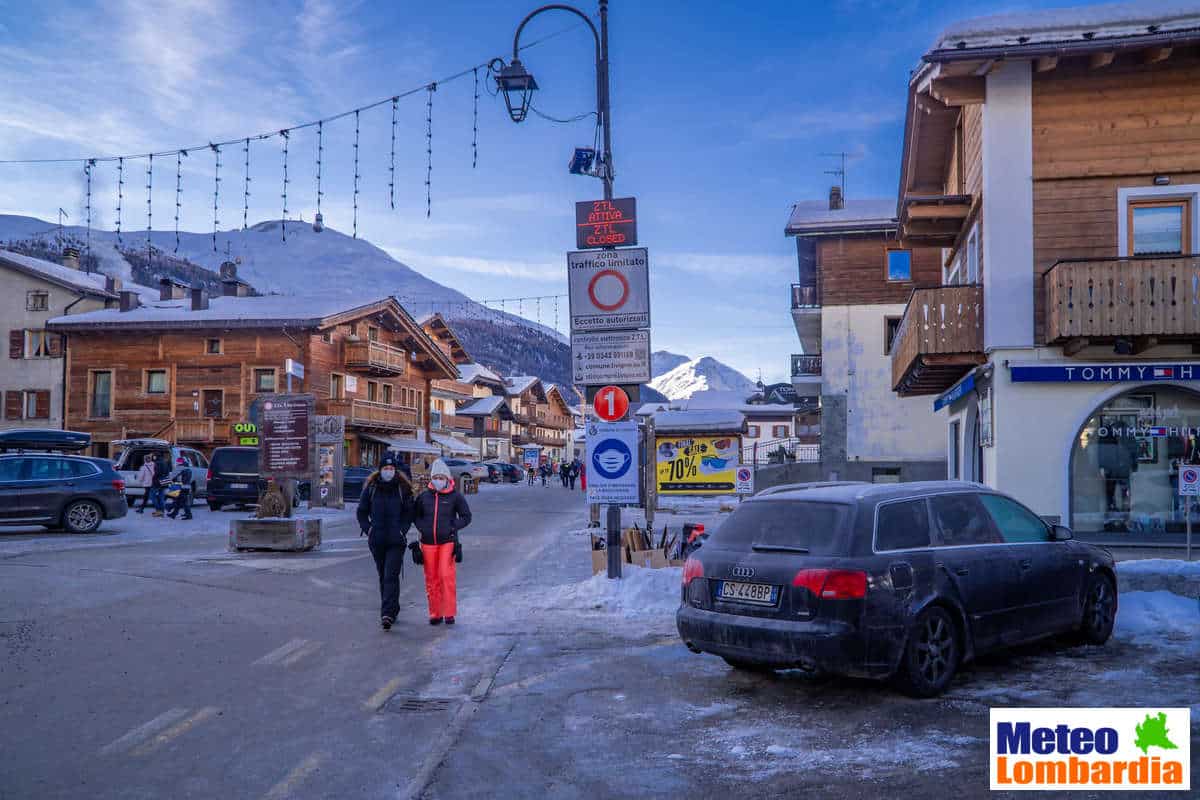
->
[112,439,209,505]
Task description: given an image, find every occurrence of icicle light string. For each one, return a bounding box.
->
[115,156,124,245]
[174,151,184,252]
[145,153,153,261]
[425,83,435,218]
[242,138,251,230]
[84,159,93,260]
[210,143,221,251]
[352,110,359,238]
[472,67,479,169]
[389,97,397,210]
[0,19,588,166]
[315,121,323,221]
[280,129,289,242]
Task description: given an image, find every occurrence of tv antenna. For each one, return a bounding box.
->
[57,208,68,244]
[820,151,847,197]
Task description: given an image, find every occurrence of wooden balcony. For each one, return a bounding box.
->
[326,399,419,431]
[175,418,218,443]
[892,285,985,396]
[536,433,566,448]
[1045,257,1200,348]
[791,283,820,309]
[343,340,408,376]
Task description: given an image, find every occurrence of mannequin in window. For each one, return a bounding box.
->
[1098,432,1137,513]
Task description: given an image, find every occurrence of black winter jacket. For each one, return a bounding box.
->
[412,487,472,546]
[357,474,414,547]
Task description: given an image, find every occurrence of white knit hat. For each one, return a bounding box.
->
[430,458,451,479]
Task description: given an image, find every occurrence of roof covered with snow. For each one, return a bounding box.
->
[457,396,510,417]
[785,198,897,236]
[47,294,392,330]
[0,249,118,298]
[929,1,1200,58]
[504,375,541,396]
[457,363,504,386]
[653,409,746,435]
[431,432,476,455]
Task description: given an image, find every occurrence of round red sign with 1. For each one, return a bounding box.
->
[594,385,629,422]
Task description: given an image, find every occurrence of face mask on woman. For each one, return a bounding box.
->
[381,467,396,482]
[432,476,449,492]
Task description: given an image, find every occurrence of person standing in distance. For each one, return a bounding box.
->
[411,459,471,626]
[357,454,414,631]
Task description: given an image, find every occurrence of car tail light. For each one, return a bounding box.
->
[682,557,704,587]
[792,568,867,600]
[206,468,213,481]
[112,479,126,492]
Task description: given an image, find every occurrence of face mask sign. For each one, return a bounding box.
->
[381,468,396,482]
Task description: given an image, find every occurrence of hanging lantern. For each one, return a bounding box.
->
[494,59,538,123]
[313,212,324,233]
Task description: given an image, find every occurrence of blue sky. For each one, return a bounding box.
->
[0,0,1100,383]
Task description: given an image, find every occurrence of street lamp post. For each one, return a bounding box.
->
[495,0,613,200]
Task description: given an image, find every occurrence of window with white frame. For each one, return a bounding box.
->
[966,229,979,283]
[1119,185,1200,257]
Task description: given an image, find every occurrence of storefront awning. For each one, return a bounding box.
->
[432,433,476,456]
[360,433,442,456]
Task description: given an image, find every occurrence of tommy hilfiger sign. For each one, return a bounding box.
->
[1009,363,1200,383]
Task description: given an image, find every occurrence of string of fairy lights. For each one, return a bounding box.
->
[0,19,593,265]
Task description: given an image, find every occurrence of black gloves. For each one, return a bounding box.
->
[453,540,463,563]
[410,541,424,565]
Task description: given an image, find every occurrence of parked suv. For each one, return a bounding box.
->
[443,458,489,484]
[676,481,1117,697]
[113,439,208,505]
[206,447,263,511]
[0,453,128,533]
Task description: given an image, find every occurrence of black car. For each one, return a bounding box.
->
[0,452,128,533]
[676,481,1117,697]
[206,447,262,511]
[487,462,523,483]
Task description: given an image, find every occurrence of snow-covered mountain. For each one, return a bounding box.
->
[0,214,573,385]
[648,355,757,400]
[651,350,690,378]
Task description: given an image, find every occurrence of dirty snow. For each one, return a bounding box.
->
[531,565,682,618]
[1117,558,1200,578]
[1114,590,1199,651]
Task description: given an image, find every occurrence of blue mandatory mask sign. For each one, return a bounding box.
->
[591,437,632,479]
[585,421,641,506]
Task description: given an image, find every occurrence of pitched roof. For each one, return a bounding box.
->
[48,293,391,329]
[928,1,1200,60]
[0,249,118,298]
[785,198,897,236]
[458,363,503,385]
[457,396,509,416]
[504,375,541,397]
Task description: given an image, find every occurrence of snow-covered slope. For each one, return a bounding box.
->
[648,356,756,401]
[651,350,690,379]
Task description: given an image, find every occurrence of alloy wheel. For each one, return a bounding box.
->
[915,615,953,684]
[67,502,100,533]
[1088,578,1115,634]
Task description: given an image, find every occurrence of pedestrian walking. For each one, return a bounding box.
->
[357,454,414,631]
[568,458,580,490]
[561,459,571,488]
[135,454,156,514]
[150,452,170,516]
[165,457,193,519]
[539,462,549,487]
[526,464,536,485]
[411,459,471,626]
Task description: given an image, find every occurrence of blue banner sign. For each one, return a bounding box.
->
[1009,363,1200,383]
[934,372,976,411]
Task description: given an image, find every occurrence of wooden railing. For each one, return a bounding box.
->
[1045,256,1200,342]
[326,399,419,430]
[175,418,217,442]
[344,340,407,375]
[791,283,820,309]
[891,285,985,396]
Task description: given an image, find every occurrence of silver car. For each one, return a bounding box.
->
[112,438,209,504]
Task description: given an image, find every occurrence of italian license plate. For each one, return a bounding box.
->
[718,580,778,605]
[231,483,250,489]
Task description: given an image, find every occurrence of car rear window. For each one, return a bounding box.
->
[211,449,258,474]
[713,500,850,554]
[121,447,166,470]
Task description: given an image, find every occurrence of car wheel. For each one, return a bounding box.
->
[62,500,103,534]
[1076,572,1116,646]
[209,500,222,512]
[722,657,776,674]
[897,606,960,698]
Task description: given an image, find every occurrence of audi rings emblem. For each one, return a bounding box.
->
[730,566,755,579]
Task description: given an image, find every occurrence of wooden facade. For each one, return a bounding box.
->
[53,298,457,465]
[891,285,986,396]
[817,233,943,306]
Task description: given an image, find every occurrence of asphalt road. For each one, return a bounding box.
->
[1,484,1196,799]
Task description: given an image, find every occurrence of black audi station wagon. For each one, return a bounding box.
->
[676,481,1117,696]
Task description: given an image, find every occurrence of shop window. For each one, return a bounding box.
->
[146,369,168,395]
[1129,199,1190,256]
[876,499,931,551]
[979,494,1049,543]
[930,493,999,546]
[885,249,912,282]
[1071,386,1200,539]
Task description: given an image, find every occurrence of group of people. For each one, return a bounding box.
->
[357,456,472,630]
[526,458,584,489]
[134,453,194,520]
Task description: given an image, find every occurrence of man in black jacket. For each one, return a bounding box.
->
[412,459,472,626]
[357,454,414,630]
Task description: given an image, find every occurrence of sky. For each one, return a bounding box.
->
[0,0,1107,383]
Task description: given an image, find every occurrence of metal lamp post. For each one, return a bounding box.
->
[495,0,614,200]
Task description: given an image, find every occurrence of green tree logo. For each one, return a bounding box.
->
[1134,712,1179,754]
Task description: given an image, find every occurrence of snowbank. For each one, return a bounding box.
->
[1114,591,1199,651]
[531,566,682,618]
[1117,558,1200,598]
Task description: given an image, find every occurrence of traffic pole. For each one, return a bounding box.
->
[606,504,622,578]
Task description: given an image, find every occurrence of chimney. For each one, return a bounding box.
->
[119,290,140,312]
[159,276,188,301]
[829,185,844,211]
[104,276,122,295]
[219,261,238,280]
[61,247,81,270]
[190,287,210,311]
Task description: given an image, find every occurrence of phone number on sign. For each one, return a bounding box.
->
[584,351,639,360]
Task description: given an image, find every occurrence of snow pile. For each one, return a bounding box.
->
[531,566,682,617]
[1114,590,1198,650]
[1117,558,1200,598]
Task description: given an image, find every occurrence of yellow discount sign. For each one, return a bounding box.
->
[655,435,740,495]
